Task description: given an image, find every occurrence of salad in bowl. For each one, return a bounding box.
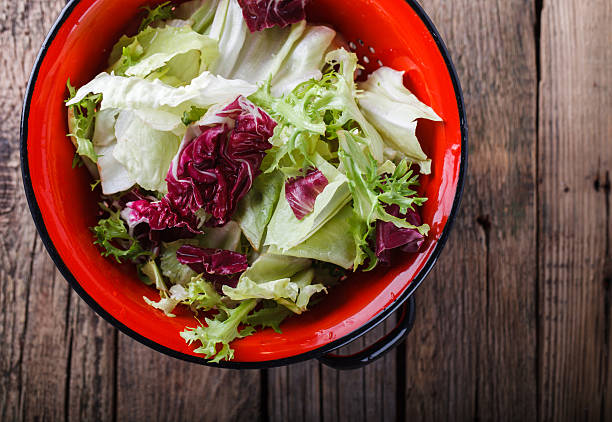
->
[64,0,442,362]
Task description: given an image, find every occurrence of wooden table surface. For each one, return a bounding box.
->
[1,0,610,420]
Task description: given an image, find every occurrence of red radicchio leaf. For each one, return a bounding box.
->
[237,0,310,32]
[375,204,425,265]
[123,96,276,234]
[285,168,328,220]
[166,96,276,227]
[176,245,248,289]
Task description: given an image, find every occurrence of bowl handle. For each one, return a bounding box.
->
[317,295,416,370]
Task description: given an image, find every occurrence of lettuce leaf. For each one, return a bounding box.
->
[109,25,218,82]
[267,204,356,269]
[338,131,430,267]
[67,71,257,131]
[357,67,442,174]
[234,170,284,250]
[113,110,181,192]
[244,300,292,333]
[91,206,151,263]
[265,154,350,251]
[180,298,258,362]
[66,80,100,163]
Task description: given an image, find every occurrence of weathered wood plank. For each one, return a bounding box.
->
[116,335,262,422]
[268,313,398,422]
[404,1,538,420]
[0,1,118,421]
[538,0,612,420]
[66,292,116,422]
[0,1,71,420]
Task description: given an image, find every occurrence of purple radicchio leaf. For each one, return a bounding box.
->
[237,0,310,32]
[123,96,276,235]
[375,204,425,265]
[176,245,248,289]
[285,168,328,220]
[166,96,276,227]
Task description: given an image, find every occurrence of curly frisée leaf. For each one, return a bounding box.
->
[139,1,174,31]
[66,79,101,163]
[91,207,151,263]
[337,131,429,268]
[180,298,258,362]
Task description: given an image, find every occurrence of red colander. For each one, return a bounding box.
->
[21,0,467,369]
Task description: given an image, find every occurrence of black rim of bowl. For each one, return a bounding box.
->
[20,0,468,369]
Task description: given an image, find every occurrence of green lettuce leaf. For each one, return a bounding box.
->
[109,26,218,81]
[91,206,151,263]
[265,154,350,251]
[113,110,181,192]
[66,80,101,163]
[234,170,284,250]
[267,204,356,269]
[183,274,224,310]
[66,71,257,131]
[180,298,258,362]
[338,130,430,267]
[139,1,174,31]
[223,254,325,314]
[244,301,292,333]
[222,276,298,301]
[357,66,442,174]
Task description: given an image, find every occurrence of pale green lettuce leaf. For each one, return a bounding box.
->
[110,26,218,80]
[245,301,292,333]
[183,274,224,310]
[270,24,335,97]
[113,110,181,192]
[207,0,247,76]
[181,298,258,362]
[90,109,136,195]
[222,276,299,301]
[143,284,189,317]
[357,66,442,174]
[267,204,356,269]
[242,253,311,283]
[265,154,350,251]
[234,170,284,250]
[67,71,257,131]
[277,268,326,313]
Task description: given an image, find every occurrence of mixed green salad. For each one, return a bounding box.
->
[65,0,442,362]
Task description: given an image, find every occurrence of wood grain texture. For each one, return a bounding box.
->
[0,1,72,420]
[267,312,398,422]
[116,335,262,422]
[538,0,612,420]
[404,1,539,421]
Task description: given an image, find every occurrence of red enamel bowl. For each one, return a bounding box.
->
[21,0,467,369]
